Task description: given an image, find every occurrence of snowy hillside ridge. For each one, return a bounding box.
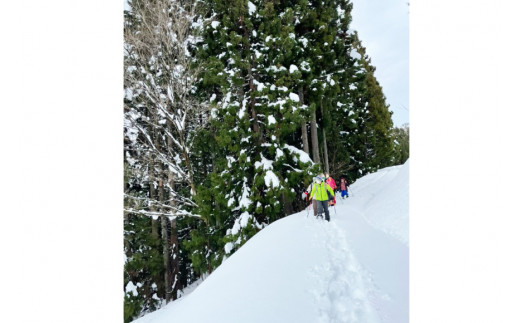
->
[133,162,409,323]
[349,160,409,246]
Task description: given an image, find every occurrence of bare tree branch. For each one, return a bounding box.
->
[124,208,202,219]
[125,0,208,203]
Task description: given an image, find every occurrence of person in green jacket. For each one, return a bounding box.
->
[309,174,335,221]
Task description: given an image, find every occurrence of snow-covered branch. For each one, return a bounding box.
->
[124,0,208,221]
[125,193,199,209]
[123,208,203,220]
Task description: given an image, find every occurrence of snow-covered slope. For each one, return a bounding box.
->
[347,160,409,246]
[134,161,409,323]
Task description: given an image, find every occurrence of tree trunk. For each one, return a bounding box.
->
[320,101,330,174]
[241,15,261,144]
[168,166,180,301]
[249,74,260,137]
[248,57,261,142]
[149,170,158,239]
[124,212,131,258]
[170,219,179,301]
[150,107,159,239]
[180,140,197,196]
[161,215,172,302]
[299,86,309,154]
[322,129,329,174]
[124,163,131,256]
[310,110,320,165]
[281,193,293,217]
[159,179,173,303]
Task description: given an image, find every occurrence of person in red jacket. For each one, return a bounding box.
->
[324,173,337,206]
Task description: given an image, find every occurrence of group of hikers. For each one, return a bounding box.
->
[303,173,349,222]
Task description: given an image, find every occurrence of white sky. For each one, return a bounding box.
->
[350,0,409,127]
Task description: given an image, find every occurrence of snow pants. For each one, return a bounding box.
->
[341,189,348,198]
[316,200,330,221]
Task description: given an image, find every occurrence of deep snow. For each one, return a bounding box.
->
[133,161,409,323]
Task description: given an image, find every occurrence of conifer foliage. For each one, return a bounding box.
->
[392,123,410,165]
[193,0,319,263]
[123,0,407,321]
[326,30,397,181]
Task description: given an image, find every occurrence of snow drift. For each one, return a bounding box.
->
[133,161,409,323]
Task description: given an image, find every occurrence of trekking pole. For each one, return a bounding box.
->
[306,200,312,218]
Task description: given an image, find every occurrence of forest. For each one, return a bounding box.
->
[123,0,409,321]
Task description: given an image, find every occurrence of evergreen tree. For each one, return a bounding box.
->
[290,0,361,180]
[326,30,396,182]
[391,123,409,165]
[124,212,164,322]
[188,0,318,269]
[352,32,395,173]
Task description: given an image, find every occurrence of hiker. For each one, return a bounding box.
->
[309,175,335,222]
[324,173,337,191]
[339,177,349,199]
[304,177,319,216]
[324,173,337,206]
